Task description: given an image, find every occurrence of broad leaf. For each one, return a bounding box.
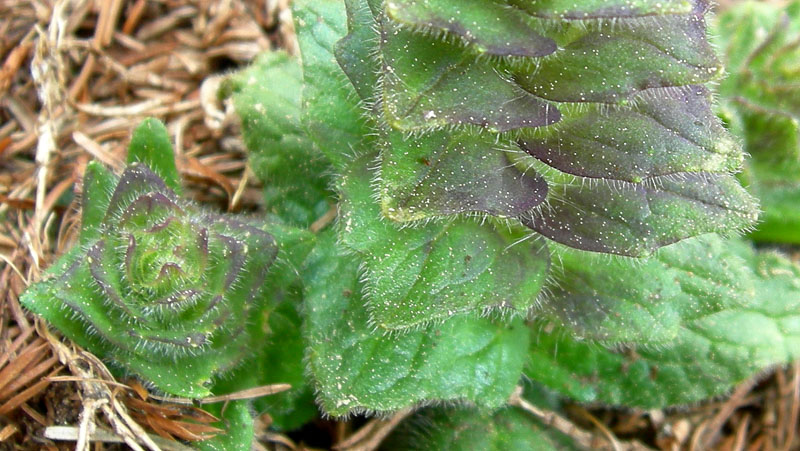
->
[227,52,333,227]
[507,0,694,18]
[304,233,529,416]
[380,18,560,132]
[386,1,557,58]
[381,129,548,221]
[522,172,758,257]
[540,235,754,344]
[518,86,741,183]
[526,238,800,408]
[340,156,549,330]
[517,2,720,102]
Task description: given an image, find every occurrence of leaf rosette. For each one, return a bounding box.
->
[24,136,278,398]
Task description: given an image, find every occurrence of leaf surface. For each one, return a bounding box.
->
[305,233,529,416]
[526,238,800,408]
[228,52,333,227]
[294,0,371,170]
[522,172,758,256]
[340,156,549,329]
[127,118,182,194]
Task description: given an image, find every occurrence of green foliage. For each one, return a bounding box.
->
[19,0,800,448]
[384,406,578,450]
[715,1,800,243]
[225,53,332,227]
[23,121,281,398]
[527,237,800,408]
[305,232,529,415]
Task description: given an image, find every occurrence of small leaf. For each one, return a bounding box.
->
[384,406,578,450]
[228,52,333,227]
[80,161,117,245]
[305,233,529,416]
[127,118,182,195]
[22,161,281,398]
[526,238,800,408]
[294,0,371,169]
[197,401,253,451]
[340,156,549,329]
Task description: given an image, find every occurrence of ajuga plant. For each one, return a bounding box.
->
[715,0,800,244]
[228,0,800,445]
[20,1,800,450]
[21,119,319,449]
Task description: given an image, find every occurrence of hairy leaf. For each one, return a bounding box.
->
[197,401,253,451]
[305,233,529,416]
[227,52,333,227]
[380,19,560,132]
[526,239,800,407]
[380,129,548,221]
[330,0,755,254]
[340,155,549,329]
[518,86,741,183]
[22,121,279,398]
[295,0,371,170]
[127,118,182,195]
[386,1,556,58]
[522,172,757,257]
[540,235,754,344]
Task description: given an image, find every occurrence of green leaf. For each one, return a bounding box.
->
[380,19,560,132]
[126,118,182,195]
[522,172,758,257]
[228,52,333,227]
[80,161,117,245]
[540,235,755,344]
[517,3,721,102]
[384,406,578,450]
[22,160,280,398]
[525,238,800,408]
[380,129,548,221]
[335,0,382,101]
[386,0,557,58]
[305,233,530,416]
[714,1,800,243]
[197,401,253,451]
[518,87,742,183]
[506,0,695,18]
[294,0,371,169]
[339,156,549,330]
